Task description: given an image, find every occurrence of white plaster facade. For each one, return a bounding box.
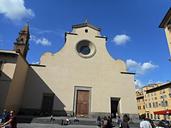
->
[21,23,138,118]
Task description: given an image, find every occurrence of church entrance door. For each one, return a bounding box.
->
[111,97,120,118]
[76,90,89,117]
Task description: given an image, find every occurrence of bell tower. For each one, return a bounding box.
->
[13,24,30,59]
[159,8,171,59]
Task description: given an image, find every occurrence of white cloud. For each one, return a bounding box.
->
[30,27,65,38]
[0,0,35,21]
[31,35,51,46]
[126,59,158,75]
[147,80,163,85]
[113,34,130,45]
[35,38,51,46]
[31,61,40,64]
[134,79,144,89]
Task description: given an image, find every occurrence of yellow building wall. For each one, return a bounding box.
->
[144,85,171,120]
[137,97,146,115]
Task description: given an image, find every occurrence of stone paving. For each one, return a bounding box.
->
[18,123,99,128]
[13,116,140,128]
[17,123,139,128]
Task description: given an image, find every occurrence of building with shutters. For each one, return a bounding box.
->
[136,82,171,120]
[0,22,138,119]
[159,8,171,60]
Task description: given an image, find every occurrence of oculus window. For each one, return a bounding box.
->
[76,40,96,58]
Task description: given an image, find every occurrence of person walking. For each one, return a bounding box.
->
[140,114,152,128]
[107,116,113,128]
[117,116,122,127]
[120,114,130,128]
[1,109,9,123]
[0,110,17,128]
[97,116,101,127]
[101,116,108,128]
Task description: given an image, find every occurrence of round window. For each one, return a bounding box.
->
[76,40,96,58]
[79,46,91,55]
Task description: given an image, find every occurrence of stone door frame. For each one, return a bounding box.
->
[73,86,92,117]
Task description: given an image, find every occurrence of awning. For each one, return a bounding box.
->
[153,110,171,115]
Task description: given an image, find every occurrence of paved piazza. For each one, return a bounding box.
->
[17,123,139,128]
[18,123,98,128]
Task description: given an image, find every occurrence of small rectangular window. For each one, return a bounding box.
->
[143,105,145,109]
[163,90,165,93]
[146,104,148,108]
[165,101,168,106]
[154,114,156,120]
[153,102,155,108]
[151,114,153,119]
[149,103,151,108]
[156,102,158,107]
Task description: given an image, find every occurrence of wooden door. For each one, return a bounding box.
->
[76,90,89,116]
[41,93,54,115]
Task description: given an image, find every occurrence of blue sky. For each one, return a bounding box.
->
[0,0,171,88]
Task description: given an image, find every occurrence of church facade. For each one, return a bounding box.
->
[0,23,138,119]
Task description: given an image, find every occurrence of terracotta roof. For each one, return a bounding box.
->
[0,50,18,56]
[159,8,171,28]
[146,82,171,93]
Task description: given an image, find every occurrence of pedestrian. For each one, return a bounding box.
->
[140,114,152,128]
[97,116,101,127]
[145,118,155,128]
[156,121,165,128]
[50,114,55,122]
[120,114,130,128]
[65,118,70,125]
[74,116,79,123]
[107,116,113,128]
[1,109,9,123]
[101,116,108,128]
[117,116,122,127]
[0,110,17,128]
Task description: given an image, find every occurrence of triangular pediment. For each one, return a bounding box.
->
[72,22,101,31]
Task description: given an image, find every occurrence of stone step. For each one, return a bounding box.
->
[17,116,98,126]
